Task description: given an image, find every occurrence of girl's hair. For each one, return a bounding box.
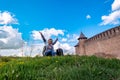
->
[48,39,52,41]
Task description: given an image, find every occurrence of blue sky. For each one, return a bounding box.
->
[0,0,116,39]
[0,0,120,56]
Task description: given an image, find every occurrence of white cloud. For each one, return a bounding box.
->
[86,15,91,19]
[24,44,44,57]
[112,0,120,11]
[54,41,75,55]
[100,0,120,25]
[0,26,24,49]
[0,11,18,25]
[66,34,79,42]
[0,11,25,56]
[31,30,41,40]
[0,43,44,57]
[32,28,64,40]
[100,10,120,25]
[0,49,23,57]
[61,38,67,42]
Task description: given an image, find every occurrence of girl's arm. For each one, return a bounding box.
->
[39,32,46,43]
[52,38,58,45]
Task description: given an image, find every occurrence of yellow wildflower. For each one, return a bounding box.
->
[0,62,6,67]
[19,61,24,64]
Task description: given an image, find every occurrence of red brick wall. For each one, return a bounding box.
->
[85,26,120,58]
[85,35,120,56]
[76,26,120,58]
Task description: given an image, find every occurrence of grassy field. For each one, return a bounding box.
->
[0,55,120,80]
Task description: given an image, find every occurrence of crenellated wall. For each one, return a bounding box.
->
[87,26,120,42]
[75,25,120,58]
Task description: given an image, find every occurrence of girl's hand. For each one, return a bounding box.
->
[39,32,42,34]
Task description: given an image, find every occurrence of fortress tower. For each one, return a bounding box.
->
[75,32,87,55]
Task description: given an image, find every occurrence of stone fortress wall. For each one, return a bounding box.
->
[75,25,120,58]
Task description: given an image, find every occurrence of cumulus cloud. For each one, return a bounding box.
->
[0,11,25,57]
[100,10,120,25]
[61,38,67,42]
[0,11,24,50]
[0,49,24,57]
[54,41,75,55]
[32,28,64,40]
[112,0,120,11]
[86,15,91,19]
[0,11,18,25]
[100,0,120,25]
[0,26,24,49]
[66,34,79,42]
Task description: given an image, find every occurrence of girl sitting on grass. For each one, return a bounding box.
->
[39,32,58,56]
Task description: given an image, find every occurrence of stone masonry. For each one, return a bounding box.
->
[75,25,120,58]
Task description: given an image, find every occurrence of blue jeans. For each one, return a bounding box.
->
[45,50,56,56]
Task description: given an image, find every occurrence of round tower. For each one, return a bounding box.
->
[74,43,79,54]
[78,32,87,55]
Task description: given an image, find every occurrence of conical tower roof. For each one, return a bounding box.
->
[78,32,87,40]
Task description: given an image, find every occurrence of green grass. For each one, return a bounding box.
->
[0,56,120,80]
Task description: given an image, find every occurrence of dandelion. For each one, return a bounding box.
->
[47,57,51,59]
[12,70,14,74]
[0,62,6,67]
[19,61,24,64]
[56,61,58,63]
[16,74,19,78]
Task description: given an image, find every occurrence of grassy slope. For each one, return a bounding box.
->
[0,56,120,80]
